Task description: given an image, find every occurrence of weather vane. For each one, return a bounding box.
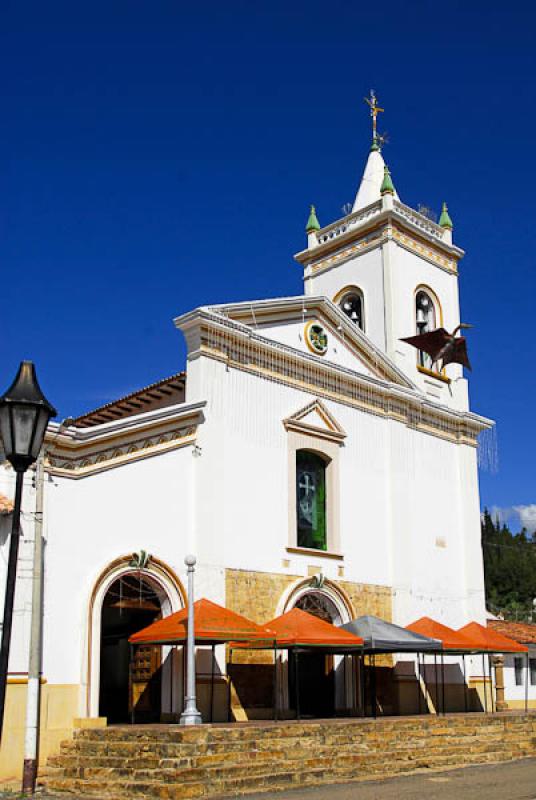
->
[364,89,384,144]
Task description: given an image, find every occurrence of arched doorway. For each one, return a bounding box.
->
[86,556,185,721]
[99,574,163,723]
[290,592,342,718]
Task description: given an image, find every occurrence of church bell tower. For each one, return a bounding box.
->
[294,92,468,411]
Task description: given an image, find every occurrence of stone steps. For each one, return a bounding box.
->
[44,714,536,799]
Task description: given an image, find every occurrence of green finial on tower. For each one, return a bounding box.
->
[439,202,453,230]
[380,165,395,195]
[370,136,380,152]
[306,204,321,232]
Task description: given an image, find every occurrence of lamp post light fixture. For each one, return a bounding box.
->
[179,554,202,726]
[0,362,56,741]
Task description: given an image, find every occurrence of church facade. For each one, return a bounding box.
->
[0,121,492,778]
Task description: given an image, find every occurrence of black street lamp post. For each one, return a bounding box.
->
[0,362,56,741]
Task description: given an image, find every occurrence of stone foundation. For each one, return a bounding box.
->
[45,713,536,799]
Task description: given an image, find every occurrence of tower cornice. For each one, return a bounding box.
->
[294,199,464,269]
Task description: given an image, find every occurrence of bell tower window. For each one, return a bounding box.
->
[415,289,437,369]
[337,288,364,330]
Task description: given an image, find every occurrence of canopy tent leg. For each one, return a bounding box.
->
[343,655,347,715]
[417,654,422,715]
[129,644,135,725]
[441,653,446,715]
[372,654,377,719]
[228,647,233,723]
[210,644,215,723]
[294,651,301,721]
[482,654,488,713]
[526,652,529,713]
[433,654,438,715]
[462,655,468,712]
[360,655,365,717]
[272,646,278,721]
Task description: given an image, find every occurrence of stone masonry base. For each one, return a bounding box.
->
[45,712,536,799]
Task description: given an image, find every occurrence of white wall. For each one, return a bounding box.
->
[0,467,36,675]
[503,649,536,705]
[194,353,486,629]
[42,446,200,687]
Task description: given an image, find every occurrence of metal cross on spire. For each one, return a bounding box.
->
[364,89,384,144]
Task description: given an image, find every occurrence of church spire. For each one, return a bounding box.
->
[352,91,399,212]
[364,90,384,150]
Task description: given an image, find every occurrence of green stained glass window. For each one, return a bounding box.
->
[296,450,327,551]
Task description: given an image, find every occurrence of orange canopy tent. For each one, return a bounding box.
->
[407,617,481,714]
[407,617,478,652]
[129,598,276,646]
[458,622,528,654]
[129,599,276,724]
[229,609,363,721]
[458,622,528,714]
[230,608,364,651]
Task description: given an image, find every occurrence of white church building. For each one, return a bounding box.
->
[0,112,493,779]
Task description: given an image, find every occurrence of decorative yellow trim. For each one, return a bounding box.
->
[46,427,197,478]
[286,546,344,561]
[417,365,451,384]
[392,227,458,274]
[199,331,487,446]
[7,677,47,685]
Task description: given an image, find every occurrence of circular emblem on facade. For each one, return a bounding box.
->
[305,321,328,356]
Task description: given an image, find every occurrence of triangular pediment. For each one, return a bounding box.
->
[201,296,416,391]
[283,399,346,443]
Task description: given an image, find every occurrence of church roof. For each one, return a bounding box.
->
[352,147,399,212]
[488,619,536,646]
[458,621,528,653]
[72,372,186,428]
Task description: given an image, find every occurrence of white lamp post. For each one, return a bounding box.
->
[180,554,202,725]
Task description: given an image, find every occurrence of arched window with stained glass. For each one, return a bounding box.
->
[296,450,328,551]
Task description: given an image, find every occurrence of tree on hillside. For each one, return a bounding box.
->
[481,509,536,620]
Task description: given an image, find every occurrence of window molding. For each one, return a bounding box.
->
[283,398,347,445]
[285,401,344,556]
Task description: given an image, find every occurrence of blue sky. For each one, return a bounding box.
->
[1,1,534,526]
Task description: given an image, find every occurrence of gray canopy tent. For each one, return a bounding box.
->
[340,615,442,717]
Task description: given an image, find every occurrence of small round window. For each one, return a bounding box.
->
[305,322,328,355]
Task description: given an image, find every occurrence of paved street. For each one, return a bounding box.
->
[246,758,536,800]
[1,757,536,799]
